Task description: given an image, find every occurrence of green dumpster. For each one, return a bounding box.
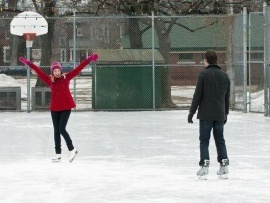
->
[92,49,164,110]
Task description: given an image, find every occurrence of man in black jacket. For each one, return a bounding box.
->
[188,50,230,180]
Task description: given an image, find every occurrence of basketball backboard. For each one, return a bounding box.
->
[10,11,48,36]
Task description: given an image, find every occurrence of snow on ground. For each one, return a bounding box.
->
[249,90,265,112]
[0,110,270,203]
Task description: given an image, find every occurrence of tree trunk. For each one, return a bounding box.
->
[35,18,56,87]
[8,0,19,66]
[128,18,143,48]
[154,18,176,108]
[10,35,19,66]
[35,0,56,87]
[128,16,175,108]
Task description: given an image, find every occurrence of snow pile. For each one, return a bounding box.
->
[0,74,27,99]
[250,90,264,113]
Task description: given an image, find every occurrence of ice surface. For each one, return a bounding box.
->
[0,110,270,203]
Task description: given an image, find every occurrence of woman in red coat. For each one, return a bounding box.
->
[19,53,98,163]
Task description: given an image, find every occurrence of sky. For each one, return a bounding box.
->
[0,110,270,203]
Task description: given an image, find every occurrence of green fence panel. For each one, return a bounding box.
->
[92,65,162,110]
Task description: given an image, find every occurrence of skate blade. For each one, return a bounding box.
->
[52,159,61,163]
[69,150,78,163]
[218,174,228,179]
[198,175,208,180]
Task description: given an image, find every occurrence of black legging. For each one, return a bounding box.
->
[51,110,74,154]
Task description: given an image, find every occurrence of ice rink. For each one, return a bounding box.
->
[0,110,270,203]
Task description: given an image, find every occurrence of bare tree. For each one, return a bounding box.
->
[1,0,58,87]
[6,0,22,66]
[3,0,267,101]
[89,0,230,107]
[35,0,58,87]
[59,0,266,107]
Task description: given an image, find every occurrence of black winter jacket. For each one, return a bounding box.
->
[189,64,230,121]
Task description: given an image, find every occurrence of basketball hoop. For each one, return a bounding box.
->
[10,11,48,113]
[23,33,36,48]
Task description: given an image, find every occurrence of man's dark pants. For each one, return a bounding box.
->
[199,120,228,166]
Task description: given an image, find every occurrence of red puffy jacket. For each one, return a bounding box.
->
[29,58,91,111]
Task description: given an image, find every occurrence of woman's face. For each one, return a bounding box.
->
[53,69,62,78]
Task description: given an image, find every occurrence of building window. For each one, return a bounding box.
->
[235,52,243,61]
[3,46,10,63]
[178,53,194,63]
[61,49,66,62]
[91,26,105,40]
[76,27,83,36]
[200,53,205,63]
[119,24,124,38]
[69,49,80,62]
[5,31,9,39]
[81,0,90,3]
[70,49,73,62]
[250,52,263,61]
[59,38,66,46]
[32,49,41,61]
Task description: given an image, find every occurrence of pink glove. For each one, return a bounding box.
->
[19,57,32,66]
[87,53,99,62]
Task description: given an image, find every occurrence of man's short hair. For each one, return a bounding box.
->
[205,50,217,64]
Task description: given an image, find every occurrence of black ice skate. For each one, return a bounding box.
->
[197,160,210,180]
[217,159,229,179]
[52,154,61,163]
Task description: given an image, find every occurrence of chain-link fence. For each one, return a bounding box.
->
[0,12,267,112]
[231,12,245,112]
[248,12,264,113]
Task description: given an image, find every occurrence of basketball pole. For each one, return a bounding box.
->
[24,34,35,113]
[73,9,77,110]
[26,45,31,113]
[24,35,35,113]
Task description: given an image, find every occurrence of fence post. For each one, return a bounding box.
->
[243,7,248,113]
[151,11,155,110]
[263,3,269,116]
[227,17,235,110]
[248,13,251,112]
[73,9,77,109]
